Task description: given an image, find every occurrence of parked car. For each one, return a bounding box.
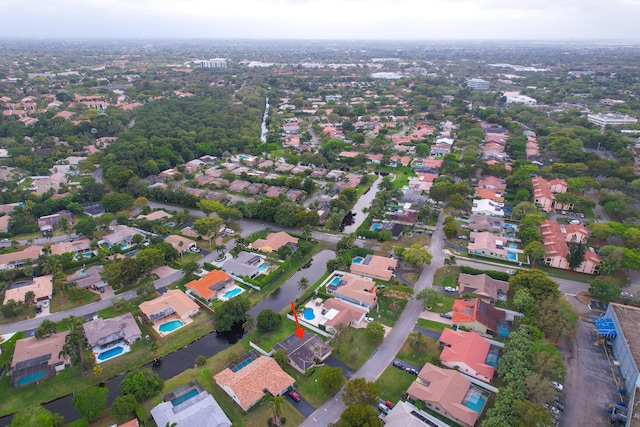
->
[552,381,563,392]
[385,401,395,409]
[287,389,301,402]
[365,317,374,323]
[555,402,564,412]
[378,403,390,414]
[440,312,452,319]
[506,269,516,275]
[444,286,456,293]
[99,287,105,294]
[392,360,405,369]
[376,285,386,290]
[189,246,201,253]
[405,367,418,375]
[35,304,42,314]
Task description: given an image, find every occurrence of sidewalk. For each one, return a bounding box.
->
[419,310,452,326]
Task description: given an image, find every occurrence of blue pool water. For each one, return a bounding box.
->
[509,243,517,249]
[171,389,199,406]
[352,256,364,264]
[120,243,128,249]
[232,357,255,372]
[303,307,315,320]
[485,353,500,368]
[504,223,516,229]
[238,155,248,159]
[370,223,381,231]
[330,277,341,286]
[159,320,185,333]
[223,288,243,299]
[17,371,46,385]
[507,252,517,261]
[258,263,268,271]
[98,346,124,361]
[465,395,485,412]
[83,253,92,258]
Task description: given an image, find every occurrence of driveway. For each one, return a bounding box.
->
[413,325,441,341]
[286,393,315,417]
[324,355,356,379]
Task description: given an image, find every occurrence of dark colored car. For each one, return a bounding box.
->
[287,389,301,402]
[393,360,404,369]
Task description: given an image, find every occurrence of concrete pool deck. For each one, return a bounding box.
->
[217,284,245,302]
[153,315,193,337]
[93,343,131,364]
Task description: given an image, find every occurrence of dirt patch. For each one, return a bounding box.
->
[576,291,592,305]
[384,289,412,300]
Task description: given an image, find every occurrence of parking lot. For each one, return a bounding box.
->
[561,297,623,426]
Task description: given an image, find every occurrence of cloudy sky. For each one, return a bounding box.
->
[1,0,638,40]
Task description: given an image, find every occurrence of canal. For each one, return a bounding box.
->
[0,248,336,426]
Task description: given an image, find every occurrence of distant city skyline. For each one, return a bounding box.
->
[1,0,639,40]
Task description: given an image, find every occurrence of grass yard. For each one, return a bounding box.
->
[375,295,408,327]
[375,366,416,403]
[50,289,101,313]
[536,265,623,285]
[396,333,441,367]
[0,306,36,325]
[401,271,419,284]
[426,292,456,314]
[332,327,379,370]
[400,233,431,247]
[416,318,451,333]
[285,365,344,408]
[432,266,460,288]
[249,318,300,353]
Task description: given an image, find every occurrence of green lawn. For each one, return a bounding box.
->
[416,318,451,333]
[396,333,441,367]
[432,267,460,288]
[332,327,379,370]
[375,295,408,327]
[426,292,456,314]
[249,319,301,353]
[285,365,344,408]
[375,366,416,403]
[536,265,622,285]
[50,289,101,313]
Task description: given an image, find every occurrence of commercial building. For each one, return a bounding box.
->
[467,78,490,91]
[587,113,638,127]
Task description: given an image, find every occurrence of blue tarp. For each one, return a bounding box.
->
[595,317,618,338]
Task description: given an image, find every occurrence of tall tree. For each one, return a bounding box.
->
[214,295,251,332]
[342,378,378,406]
[297,276,310,292]
[11,405,63,427]
[242,315,255,333]
[566,239,586,271]
[193,217,222,249]
[523,241,545,267]
[270,395,286,426]
[401,244,432,271]
[71,386,108,422]
[35,319,58,339]
[340,404,383,427]
[318,366,346,395]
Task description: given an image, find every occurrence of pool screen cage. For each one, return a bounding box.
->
[11,355,53,387]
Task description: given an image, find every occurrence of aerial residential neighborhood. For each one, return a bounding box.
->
[0,33,638,427]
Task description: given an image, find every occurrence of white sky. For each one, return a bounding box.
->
[1,0,638,40]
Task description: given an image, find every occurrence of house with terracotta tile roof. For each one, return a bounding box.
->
[11,332,69,387]
[136,210,172,221]
[407,363,487,427]
[317,298,368,331]
[457,273,509,304]
[0,245,43,271]
[452,298,508,337]
[139,289,199,323]
[532,176,570,212]
[186,270,234,301]
[438,329,499,383]
[251,231,298,253]
[4,275,53,305]
[467,232,508,260]
[164,234,197,253]
[273,333,332,373]
[477,176,506,191]
[214,356,295,411]
[49,238,92,257]
[349,254,397,281]
[327,273,378,309]
[473,187,504,203]
[540,220,600,274]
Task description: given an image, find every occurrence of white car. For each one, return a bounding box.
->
[365,317,374,323]
[552,381,563,392]
[189,246,201,253]
[506,269,516,275]
[444,286,456,293]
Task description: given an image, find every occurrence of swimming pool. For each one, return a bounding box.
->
[352,256,364,264]
[370,223,381,231]
[485,352,500,368]
[159,320,185,333]
[258,263,269,271]
[509,243,517,249]
[232,357,255,372]
[98,346,124,361]
[465,395,485,412]
[171,388,199,406]
[507,252,517,261]
[303,307,315,321]
[16,371,46,385]
[223,287,244,299]
[330,277,341,286]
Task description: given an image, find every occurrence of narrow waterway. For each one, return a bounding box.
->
[341,174,383,235]
[260,97,269,143]
[0,248,335,426]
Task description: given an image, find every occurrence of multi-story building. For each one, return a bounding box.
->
[467,78,490,91]
[587,113,638,127]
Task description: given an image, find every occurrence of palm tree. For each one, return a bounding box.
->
[242,315,255,333]
[43,255,63,275]
[302,224,313,241]
[270,395,286,426]
[297,277,310,292]
[214,244,226,258]
[233,237,249,253]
